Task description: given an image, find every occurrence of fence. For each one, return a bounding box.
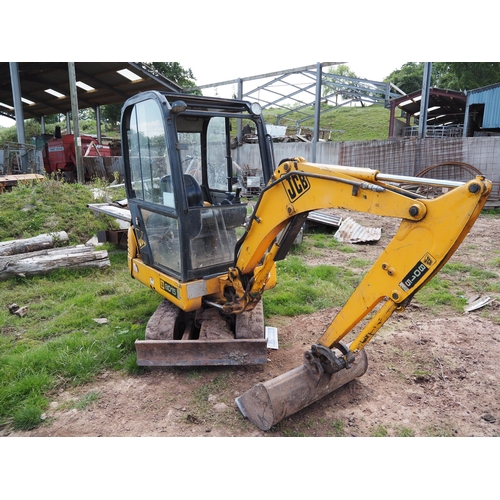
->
[84,137,500,204]
[236,136,500,203]
[401,124,464,138]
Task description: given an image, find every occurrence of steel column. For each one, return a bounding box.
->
[418,62,432,139]
[8,63,26,145]
[313,62,322,162]
[68,62,84,183]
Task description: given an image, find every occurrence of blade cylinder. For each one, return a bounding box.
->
[235,350,368,431]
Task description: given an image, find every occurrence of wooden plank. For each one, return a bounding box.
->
[87,203,131,222]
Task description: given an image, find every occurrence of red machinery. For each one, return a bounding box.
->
[44,129,111,181]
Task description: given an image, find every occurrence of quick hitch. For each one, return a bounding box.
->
[303,342,355,385]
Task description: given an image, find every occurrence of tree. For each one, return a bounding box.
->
[385,62,500,93]
[100,104,122,130]
[433,62,500,90]
[384,62,431,94]
[140,62,200,92]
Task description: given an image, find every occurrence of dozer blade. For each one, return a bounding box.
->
[136,299,267,366]
[235,350,368,431]
[135,339,267,366]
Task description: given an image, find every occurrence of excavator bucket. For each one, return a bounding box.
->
[236,350,368,431]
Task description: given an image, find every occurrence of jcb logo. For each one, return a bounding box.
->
[284,173,310,202]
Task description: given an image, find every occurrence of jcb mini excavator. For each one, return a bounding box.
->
[121,91,491,430]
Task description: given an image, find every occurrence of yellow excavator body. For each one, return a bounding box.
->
[120,91,492,429]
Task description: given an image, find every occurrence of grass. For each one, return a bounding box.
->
[415,262,500,312]
[0,177,120,244]
[264,104,391,142]
[371,425,388,437]
[264,255,361,316]
[330,419,345,437]
[0,179,163,430]
[73,390,100,410]
[296,230,358,254]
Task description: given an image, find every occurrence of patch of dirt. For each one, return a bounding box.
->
[5,210,500,437]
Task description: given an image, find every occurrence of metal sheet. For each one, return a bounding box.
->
[464,295,494,313]
[306,210,342,228]
[333,217,381,243]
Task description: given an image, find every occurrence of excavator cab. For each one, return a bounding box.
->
[122,91,274,283]
[121,91,276,365]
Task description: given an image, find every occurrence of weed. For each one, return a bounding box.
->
[426,424,456,437]
[281,429,307,437]
[330,419,345,437]
[303,231,357,253]
[74,391,100,410]
[11,392,49,430]
[395,426,415,437]
[412,369,433,382]
[371,425,388,437]
[13,405,43,430]
[347,257,371,268]
[187,370,201,381]
[190,373,231,420]
[415,276,467,312]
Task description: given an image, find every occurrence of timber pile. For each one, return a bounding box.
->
[0,231,110,281]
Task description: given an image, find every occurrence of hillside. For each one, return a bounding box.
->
[263,104,392,142]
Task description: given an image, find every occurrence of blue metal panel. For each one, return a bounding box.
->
[467,84,500,128]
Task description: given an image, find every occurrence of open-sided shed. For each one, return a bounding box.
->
[388,88,467,138]
[0,62,181,121]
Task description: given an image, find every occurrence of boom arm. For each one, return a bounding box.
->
[222,157,491,368]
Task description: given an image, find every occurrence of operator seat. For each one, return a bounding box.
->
[183,174,204,208]
[160,174,204,208]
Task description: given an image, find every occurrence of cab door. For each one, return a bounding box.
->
[122,93,184,276]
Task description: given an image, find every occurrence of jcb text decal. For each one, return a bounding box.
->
[283,173,310,203]
[399,253,436,292]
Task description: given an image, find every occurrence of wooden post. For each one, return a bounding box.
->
[68,62,85,183]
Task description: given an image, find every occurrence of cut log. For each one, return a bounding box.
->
[0,245,110,280]
[0,231,69,256]
[0,245,97,268]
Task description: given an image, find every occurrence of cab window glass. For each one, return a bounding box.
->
[127,99,173,207]
[206,116,229,191]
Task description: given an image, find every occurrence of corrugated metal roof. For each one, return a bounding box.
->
[466,83,500,129]
[391,87,466,126]
[0,62,182,120]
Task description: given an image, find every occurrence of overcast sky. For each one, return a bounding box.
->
[0,60,408,128]
[186,60,408,87]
